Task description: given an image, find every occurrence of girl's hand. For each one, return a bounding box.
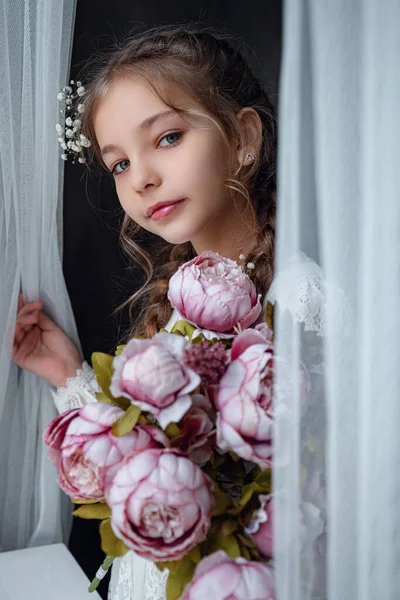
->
[12,294,83,388]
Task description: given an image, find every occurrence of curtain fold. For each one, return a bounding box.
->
[275,1,400,599]
[0,0,78,550]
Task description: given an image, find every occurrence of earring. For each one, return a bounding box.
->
[244,152,254,164]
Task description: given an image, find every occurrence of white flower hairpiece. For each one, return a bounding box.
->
[56,80,91,164]
[237,253,260,276]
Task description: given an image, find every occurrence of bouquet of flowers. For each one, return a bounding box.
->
[44,251,281,600]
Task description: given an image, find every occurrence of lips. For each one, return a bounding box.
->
[147,199,186,220]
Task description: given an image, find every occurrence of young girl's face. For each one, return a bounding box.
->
[94,76,247,254]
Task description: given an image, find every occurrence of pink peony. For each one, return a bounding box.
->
[245,494,274,558]
[106,448,215,561]
[230,326,273,361]
[246,494,324,559]
[43,404,168,501]
[110,333,201,429]
[216,329,275,469]
[168,251,262,336]
[182,339,228,386]
[180,551,275,600]
[171,394,216,465]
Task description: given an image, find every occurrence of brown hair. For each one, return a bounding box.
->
[81,23,277,340]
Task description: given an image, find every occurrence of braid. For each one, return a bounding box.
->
[134,242,195,339]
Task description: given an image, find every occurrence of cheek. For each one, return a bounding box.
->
[185,142,228,191]
[115,182,140,220]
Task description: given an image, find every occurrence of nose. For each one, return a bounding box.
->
[129,156,161,194]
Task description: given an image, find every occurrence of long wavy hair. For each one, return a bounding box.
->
[81,23,277,339]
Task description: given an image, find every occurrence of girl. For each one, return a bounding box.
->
[12,23,326,600]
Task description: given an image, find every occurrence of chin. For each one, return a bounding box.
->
[160,231,193,245]
[153,221,198,246]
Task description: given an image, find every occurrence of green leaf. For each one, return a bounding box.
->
[170,320,197,341]
[91,352,114,398]
[186,545,201,565]
[209,531,241,559]
[71,497,102,505]
[255,468,272,488]
[165,422,181,440]
[239,469,271,507]
[210,451,226,470]
[115,344,127,357]
[100,519,130,557]
[165,555,197,600]
[95,391,114,405]
[103,393,131,411]
[212,482,230,516]
[220,519,238,537]
[229,451,240,462]
[91,352,130,410]
[239,483,264,508]
[111,405,141,437]
[73,503,111,520]
[220,533,241,559]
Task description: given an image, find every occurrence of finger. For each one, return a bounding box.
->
[17,313,40,326]
[14,315,37,343]
[18,294,25,311]
[12,338,28,362]
[38,310,58,331]
[17,300,43,318]
[14,321,36,347]
[14,326,26,346]
[12,341,20,360]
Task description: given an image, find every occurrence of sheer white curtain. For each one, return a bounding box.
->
[0,0,78,550]
[274,1,400,599]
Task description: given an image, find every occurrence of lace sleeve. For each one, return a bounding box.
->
[108,551,168,600]
[50,361,100,414]
[265,254,327,336]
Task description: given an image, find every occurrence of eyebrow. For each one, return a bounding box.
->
[100,109,179,158]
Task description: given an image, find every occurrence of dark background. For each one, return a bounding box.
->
[65,1,282,597]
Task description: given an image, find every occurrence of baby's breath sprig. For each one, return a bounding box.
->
[238,253,259,277]
[56,80,91,164]
[236,252,263,279]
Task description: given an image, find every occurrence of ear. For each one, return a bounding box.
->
[236,107,263,167]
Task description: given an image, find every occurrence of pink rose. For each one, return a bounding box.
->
[110,333,201,429]
[44,404,168,501]
[106,448,215,561]
[216,330,275,468]
[180,551,275,600]
[171,394,216,465]
[168,251,262,336]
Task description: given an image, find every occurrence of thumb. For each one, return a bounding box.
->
[38,310,59,331]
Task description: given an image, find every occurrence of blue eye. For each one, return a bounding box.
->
[158,132,181,148]
[112,160,130,175]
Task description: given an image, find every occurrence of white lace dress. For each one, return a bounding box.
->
[51,255,328,600]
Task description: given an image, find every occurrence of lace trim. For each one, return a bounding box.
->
[109,554,134,600]
[266,254,326,336]
[266,253,353,340]
[109,551,168,600]
[50,361,99,414]
[144,561,168,600]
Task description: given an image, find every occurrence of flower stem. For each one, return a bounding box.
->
[88,555,114,593]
